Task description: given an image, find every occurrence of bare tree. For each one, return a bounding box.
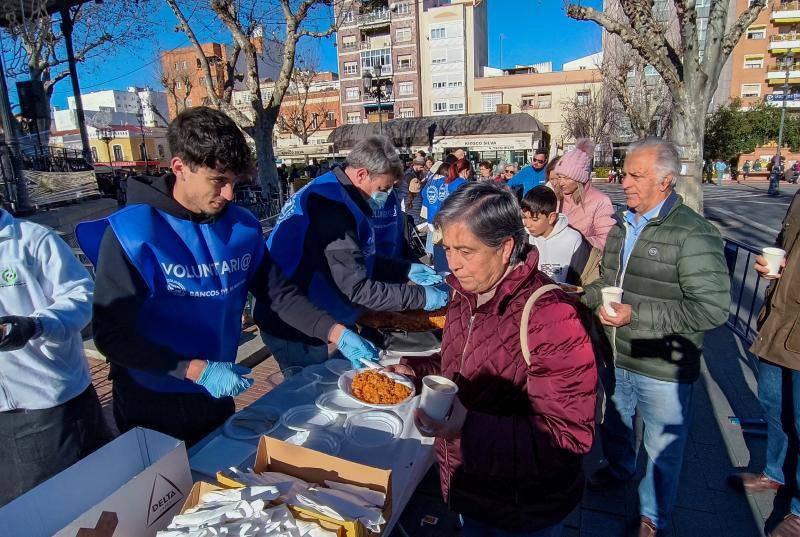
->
[277,54,334,146]
[567,0,767,210]
[601,48,672,140]
[1,0,155,132]
[159,62,194,117]
[561,86,619,149]
[165,0,344,198]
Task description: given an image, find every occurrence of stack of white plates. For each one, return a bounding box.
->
[281,405,338,431]
[344,411,403,447]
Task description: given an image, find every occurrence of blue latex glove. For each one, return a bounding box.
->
[337,329,379,369]
[196,362,254,398]
[407,263,443,286]
[424,286,449,311]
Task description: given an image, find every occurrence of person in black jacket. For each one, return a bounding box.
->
[259,136,449,369]
[85,107,376,446]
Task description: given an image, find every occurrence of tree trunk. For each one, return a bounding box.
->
[670,99,705,213]
[253,110,281,200]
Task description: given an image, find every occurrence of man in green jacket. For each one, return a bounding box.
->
[582,137,730,537]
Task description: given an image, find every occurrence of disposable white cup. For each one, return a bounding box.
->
[762,247,786,277]
[601,286,624,317]
[419,375,458,422]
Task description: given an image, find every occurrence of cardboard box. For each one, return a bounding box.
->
[217,437,392,537]
[179,481,345,536]
[0,427,192,537]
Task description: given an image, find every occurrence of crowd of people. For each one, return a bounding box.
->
[3,105,800,537]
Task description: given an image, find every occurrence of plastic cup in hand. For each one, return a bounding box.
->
[762,247,786,277]
[601,286,624,317]
[419,375,458,428]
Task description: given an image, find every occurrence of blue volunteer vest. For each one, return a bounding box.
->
[267,170,375,325]
[76,203,263,394]
[370,190,404,258]
[421,176,467,224]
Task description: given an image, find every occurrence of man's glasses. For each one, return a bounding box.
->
[532,158,547,164]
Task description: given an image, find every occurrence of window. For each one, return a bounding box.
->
[398,55,413,69]
[644,65,658,76]
[158,145,165,159]
[398,82,413,96]
[741,83,761,97]
[697,18,709,42]
[186,98,192,107]
[521,94,535,109]
[433,101,447,112]
[395,27,411,42]
[431,50,446,64]
[576,91,590,105]
[432,79,446,89]
[448,80,463,88]
[342,11,353,23]
[536,93,552,109]
[90,147,98,162]
[347,112,361,124]
[175,81,182,90]
[342,36,357,49]
[196,58,202,69]
[399,107,414,118]
[139,143,147,160]
[448,102,464,112]
[174,60,187,70]
[431,27,446,40]
[345,87,360,101]
[112,145,123,161]
[326,111,335,122]
[395,2,411,15]
[360,48,391,71]
[344,62,358,76]
[744,55,764,69]
[695,0,710,6]
[483,92,502,112]
[747,25,766,40]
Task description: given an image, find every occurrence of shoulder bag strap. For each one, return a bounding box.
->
[519,284,562,366]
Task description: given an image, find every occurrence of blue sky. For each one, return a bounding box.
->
[43,0,604,109]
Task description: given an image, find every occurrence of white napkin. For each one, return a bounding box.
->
[323,481,385,507]
[292,489,385,533]
[200,486,280,504]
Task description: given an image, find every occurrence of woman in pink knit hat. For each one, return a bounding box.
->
[555,139,615,251]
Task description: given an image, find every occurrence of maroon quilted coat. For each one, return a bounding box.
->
[401,249,597,532]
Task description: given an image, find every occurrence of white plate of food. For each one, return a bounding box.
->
[281,404,338,431]
[344,411,404,447]
[223,405,281,440]
[338,369,415,409]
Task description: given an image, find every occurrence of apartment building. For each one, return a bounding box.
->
[418,0,488,116]
[336,0,421,124]
[160,36,280,119]
[53,87,169,132]
[470,64,603,153]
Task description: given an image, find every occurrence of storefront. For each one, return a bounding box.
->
[328,113,549,167]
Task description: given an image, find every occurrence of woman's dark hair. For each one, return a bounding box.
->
[435,182,529,263]
[435,162,450,176]
[544,156,561,179]
[479,160,493,171]
[446,158,471,184]
[521,185,558,216]
[167,106,252,175]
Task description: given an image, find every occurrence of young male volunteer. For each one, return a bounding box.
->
[78,107,377,446]
[0,208,111,505]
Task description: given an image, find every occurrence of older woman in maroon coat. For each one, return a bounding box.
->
[391,183,597,537]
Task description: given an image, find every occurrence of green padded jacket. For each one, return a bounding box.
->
[583,192,730,383]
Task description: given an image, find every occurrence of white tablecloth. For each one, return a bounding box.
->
[187,363,437,534]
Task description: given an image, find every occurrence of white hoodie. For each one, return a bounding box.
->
[528,214,584,283]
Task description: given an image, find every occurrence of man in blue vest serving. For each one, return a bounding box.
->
[260,136,449,369]
[78,107,377,445]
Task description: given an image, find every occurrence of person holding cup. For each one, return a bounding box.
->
[581,138,730,536]
[728,191,800,537]
[389,182,597,537]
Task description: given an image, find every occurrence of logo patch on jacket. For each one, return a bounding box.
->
[648,246,659,257]
[0,267,22,287]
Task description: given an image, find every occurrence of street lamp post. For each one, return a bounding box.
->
[99,127,115,167]
[770,51,795,196]
[362,63,394,135]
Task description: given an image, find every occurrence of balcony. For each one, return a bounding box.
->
[340,41,358,52]
[770,33,800,53]
[772,2,800,23]
[357,9,391,28]
[360,38,392,50]
[767,62,800,83]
